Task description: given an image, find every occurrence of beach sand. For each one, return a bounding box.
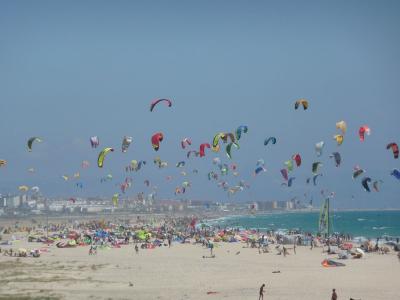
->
[0,236,399,300]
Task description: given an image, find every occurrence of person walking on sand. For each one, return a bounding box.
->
[283,246,288,257]
[135,244,139,254]
[331,288,337,300]
[259,283,265,300]
[168,235,172,248]
[209,240,214,256]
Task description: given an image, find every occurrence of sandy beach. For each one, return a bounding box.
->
[1,223,399,300]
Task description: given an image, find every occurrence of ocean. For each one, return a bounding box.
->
[207,210,400,238]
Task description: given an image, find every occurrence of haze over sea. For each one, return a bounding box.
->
[208,210,400,238]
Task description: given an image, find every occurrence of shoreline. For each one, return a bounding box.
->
[1,208,399,239]
[202,210,400,239]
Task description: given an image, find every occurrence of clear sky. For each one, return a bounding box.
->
[1,1,399,208]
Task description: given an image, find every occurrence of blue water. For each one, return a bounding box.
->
[208,210,400,238]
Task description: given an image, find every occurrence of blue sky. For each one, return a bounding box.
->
[0,1,399,208]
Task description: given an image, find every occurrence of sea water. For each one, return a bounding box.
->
[207,210,400,238]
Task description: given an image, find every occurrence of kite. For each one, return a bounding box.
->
[90,136,99,148]
[182,181,191,189]
[313,174,323,186]
[100,174,113,183]
[288,177,296,187]
[361,177,372,192]
[285,160,293,172]
[292,154,301,167]
[199,143,211,157]
[315,141,324,156]
[333,134,344,146]
[358,125,371,142]
[312,162,322,174]
[122,136,133,153]
[176,161,185,168]
[386,143,399,159]
[97,147,114,168]
[336,121,347,134]
[352,168,365,179]
[221,133,236,144]
[151,132,164,151]
[130,160,146,171]
[280,169,288,181]
[213,157,221,165]
[294,98,308,110]
[256,159,265,167]
[150,98,172,112]
[187,150,199,159]
[27,137,42,151]
[212,132,226,152]
[175,187,185,195]
[81,160,90,168]
[391,169,400,180]
[112,193,119,206]
[31,186,39,193]
[329,152,341,167]
[264,137,277,146]
[181,138,192,149]
[226,142,239,159]
[372,180,383,192]
[18,185,29,192]
[254,166,266,176]
[219,163,229,176]
[153,157,167,168]
[235,125,248,140]
[208,171,218,181]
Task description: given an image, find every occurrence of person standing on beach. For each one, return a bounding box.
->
[209,240,214,256]
[168,235,172,248]
[259,283,265,300]
[331,288,337,300]
[283,246,288,257]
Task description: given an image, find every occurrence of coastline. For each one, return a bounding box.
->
[202,210,400,239]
